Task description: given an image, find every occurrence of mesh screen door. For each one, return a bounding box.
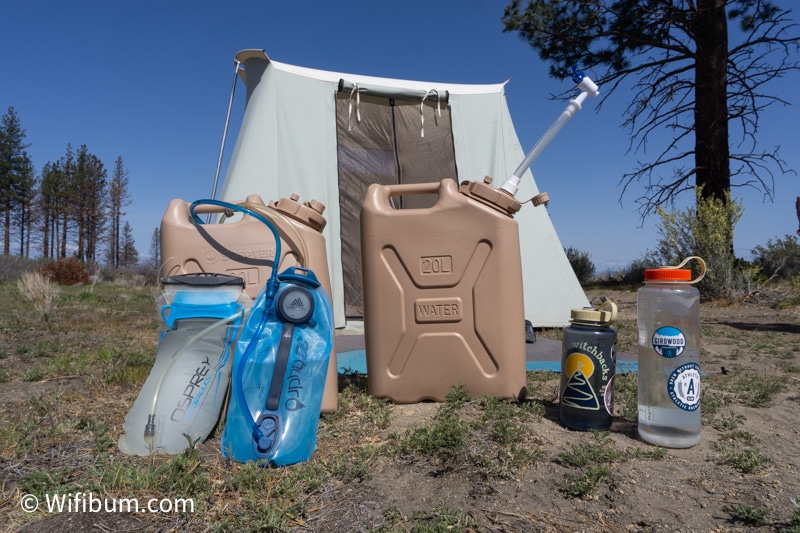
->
[335,93,457,317]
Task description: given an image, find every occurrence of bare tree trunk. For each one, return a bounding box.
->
[693,0,731,204]
[3,207,10,255]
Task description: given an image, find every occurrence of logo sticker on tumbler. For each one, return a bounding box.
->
[652,326,686,358]
[668,362,701,411]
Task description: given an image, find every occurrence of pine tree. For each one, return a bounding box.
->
[119,221,139,268]
[0,106,34,255]
[502,0,800,234]
[149,227,161,272]
[73,145,106,262]
[107,156,131,267]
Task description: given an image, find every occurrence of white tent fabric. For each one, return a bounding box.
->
[218,49,589,328]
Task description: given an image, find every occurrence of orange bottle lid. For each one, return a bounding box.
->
[644,268,692,281]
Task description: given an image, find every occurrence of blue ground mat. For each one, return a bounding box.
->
[335,336,638,375]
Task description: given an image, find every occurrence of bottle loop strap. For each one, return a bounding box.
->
[663,256,706,284]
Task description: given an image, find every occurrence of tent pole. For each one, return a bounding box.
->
[208,59,242,220]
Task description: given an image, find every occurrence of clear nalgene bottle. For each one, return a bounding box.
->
[637,256,705,448]
[560,300,618,431]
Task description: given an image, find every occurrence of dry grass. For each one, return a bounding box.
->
[16,271,61,324]
[0,282,798,532]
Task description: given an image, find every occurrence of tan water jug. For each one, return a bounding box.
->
[361,177,527,403]
[160,193,338,412]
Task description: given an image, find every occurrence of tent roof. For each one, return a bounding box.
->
[235,49,509,96]
[219,49,590,328]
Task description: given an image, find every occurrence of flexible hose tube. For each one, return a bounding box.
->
[189,199,283,449]
[221,202,310,269]
[144,310,243,451]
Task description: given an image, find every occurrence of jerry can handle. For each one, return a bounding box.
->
[372,181,445,210]
[191,201,247,216]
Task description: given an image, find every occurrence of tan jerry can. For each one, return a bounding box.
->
[160,193,338,412]
[361,178,527,403]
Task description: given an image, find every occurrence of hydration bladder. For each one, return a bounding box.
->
[180,199,333,466]
[118,272,249,456]
[221,265,333,466]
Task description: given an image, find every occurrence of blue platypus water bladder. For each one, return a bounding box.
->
[220,266,333,465]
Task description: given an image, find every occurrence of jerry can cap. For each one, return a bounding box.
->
[269,194,327,231]
[570,299,616,325]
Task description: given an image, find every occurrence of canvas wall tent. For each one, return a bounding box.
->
[217,49,589,329]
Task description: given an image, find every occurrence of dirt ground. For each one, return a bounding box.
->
[2,287,799,532]
[301,289,800,533]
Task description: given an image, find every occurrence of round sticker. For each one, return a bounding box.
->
[652,326,686,358]
[668,363,701,411]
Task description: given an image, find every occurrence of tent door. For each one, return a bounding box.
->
[335,93,458,318]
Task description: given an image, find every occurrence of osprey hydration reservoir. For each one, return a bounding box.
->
[118,273,248,456]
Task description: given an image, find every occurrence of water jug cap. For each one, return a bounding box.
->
[269,195,327,231]
[644,256,706,284]
[570,299,617,325]
[458,179,522,216]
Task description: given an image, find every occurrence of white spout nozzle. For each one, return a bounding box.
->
[577,75,599,98]
[567,74,600,117]
[499,67,600,198]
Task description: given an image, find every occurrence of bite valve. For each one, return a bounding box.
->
[143,414,156,446]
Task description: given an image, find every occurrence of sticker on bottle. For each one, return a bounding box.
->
[668,362,701,411]
[652,326,686,358]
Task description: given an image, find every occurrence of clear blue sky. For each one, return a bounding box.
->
[2,1,798,271]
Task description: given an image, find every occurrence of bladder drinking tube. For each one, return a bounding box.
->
[143,311,243,451]
[500,66,600,197]
[182,200,284,452]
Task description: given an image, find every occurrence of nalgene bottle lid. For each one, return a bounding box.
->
[570,299,617,326]
[644,256,706,284]
[644,268,692,281]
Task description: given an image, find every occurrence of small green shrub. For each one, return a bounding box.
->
[717,444,771,474]
[559,465,610,498]
[751,234,800,281]
[722,503,770,526]
[653,187,744,299]
[391,411,470,460]
[565,246,596,284]
[556,432,623,467]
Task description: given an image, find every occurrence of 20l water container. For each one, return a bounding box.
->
[361,178,527,403]
[637,257,705,448]
[159,194,338,413]
[118,273,249,455]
